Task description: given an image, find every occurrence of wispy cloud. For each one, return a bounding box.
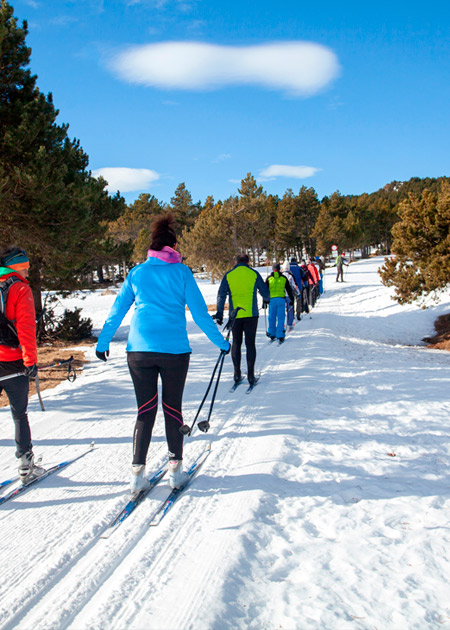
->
[24,0,39,8]
[126,0,196,9]
[259,164,320,180]
[92,167,160,192]
[50,15,80,27]
[213,153,231,163]
[110,41,340,96]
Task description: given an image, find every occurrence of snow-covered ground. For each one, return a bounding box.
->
[1,257,449,630]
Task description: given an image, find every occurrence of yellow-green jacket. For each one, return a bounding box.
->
[265,271,294,301]
[216,263,270,319]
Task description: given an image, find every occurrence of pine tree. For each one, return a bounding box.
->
[169,183,198,231]
[379,180,450,304]
[179,198,235,282]
[313,192,346,254]
[0,1,124,312]
[108,193,165,263]
[236,173,270,264]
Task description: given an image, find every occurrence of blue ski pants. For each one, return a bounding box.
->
[285,297,294,326]
[268,297,286,339]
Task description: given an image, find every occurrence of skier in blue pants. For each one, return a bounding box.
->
[265,263,294,341]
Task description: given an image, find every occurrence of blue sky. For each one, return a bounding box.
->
[12,0,450,205]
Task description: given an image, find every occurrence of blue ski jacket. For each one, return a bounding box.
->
[96,256,229,354]
[290,262,307,289]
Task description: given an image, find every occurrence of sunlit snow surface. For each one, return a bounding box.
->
[0,257,449,630]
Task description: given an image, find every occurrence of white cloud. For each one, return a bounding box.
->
[259,164,320,179]
[213,153,231,163]
[92,167,160,192]
[110,41,340,96]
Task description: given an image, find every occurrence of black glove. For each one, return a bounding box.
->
[24,364,38,378]
[262,301,269,310]
[212,312,223,326]
[96,349,109,362]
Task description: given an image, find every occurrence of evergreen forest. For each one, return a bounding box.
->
[1,0,449,310]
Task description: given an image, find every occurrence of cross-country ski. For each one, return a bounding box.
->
[148,443,212,526]
[100,467,166,538]
[0,443,94,506]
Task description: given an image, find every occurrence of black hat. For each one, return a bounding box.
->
[273,262,281,271]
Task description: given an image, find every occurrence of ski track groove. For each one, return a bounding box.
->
[0,445,168,630]
[1,339,280,630]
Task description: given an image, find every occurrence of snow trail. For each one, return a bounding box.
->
[1,258,449,629]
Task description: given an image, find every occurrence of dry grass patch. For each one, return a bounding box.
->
[0,338,95,408]
[422,313,450,351]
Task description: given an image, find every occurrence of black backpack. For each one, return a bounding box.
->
[0,276,22,348]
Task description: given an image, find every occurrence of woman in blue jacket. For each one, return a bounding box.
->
[96,213,229,497]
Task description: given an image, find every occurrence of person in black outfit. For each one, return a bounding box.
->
[214,254,270,385]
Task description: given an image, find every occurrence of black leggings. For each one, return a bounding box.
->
[0,374,31,458]
[127,352,190,464]
[231,316,259,380]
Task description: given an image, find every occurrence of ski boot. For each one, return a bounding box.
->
[168,460,189,489]
[18,451,45,484]
[130,464,150,499]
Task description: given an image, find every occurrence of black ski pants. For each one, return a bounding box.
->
[0,374,31,458]
[336,265,344,281]
[231,316,258,381]
[127,352,190,464]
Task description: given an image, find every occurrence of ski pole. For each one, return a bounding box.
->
[179,350,225,437]
[35,372,45,411]
[179,307,241,436]
[38,355,76,382]
[39,355,73,369]
[0,372,25,383]
[197,349,227,433]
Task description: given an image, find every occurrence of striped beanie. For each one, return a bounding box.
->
[1,248,30,271]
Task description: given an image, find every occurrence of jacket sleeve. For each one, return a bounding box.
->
[256,272,270,302]
[186,270,229,351]
[284,278,294,301]
[14,283,37,366]
[96,276,136,352]
[216,273,230,318]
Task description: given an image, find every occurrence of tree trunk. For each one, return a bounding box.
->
[97,265,104,283]
[29,259,43,319]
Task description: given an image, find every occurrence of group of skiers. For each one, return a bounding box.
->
[1,215,345,501]
[213,255,325,392]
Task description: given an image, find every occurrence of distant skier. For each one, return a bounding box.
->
[281,261,299,331]
[290,258,309,319]
[335,252,349,282]
[0,247,43,482]
[315,256,326,294]
[214,253,269,386]
[307,258,321,306]
[96,214,230,498]
[265,263,294,342]
[300,259,315,309]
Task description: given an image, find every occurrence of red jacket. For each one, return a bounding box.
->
[307,263,320,285]
[0,271,37,366]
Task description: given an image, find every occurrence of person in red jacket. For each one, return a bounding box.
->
[0,247,42,481]
[306,259,320,308]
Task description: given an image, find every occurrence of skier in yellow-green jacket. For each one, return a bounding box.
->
[214,254,270,386]
[265,263,294,343]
